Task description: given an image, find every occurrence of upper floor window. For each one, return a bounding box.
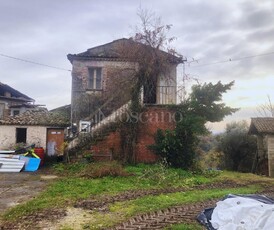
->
[13,110,20,116]
[88,67,102,90]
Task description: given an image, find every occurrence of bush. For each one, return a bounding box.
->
[199,150,225,170]
[150,115,207,169]
[79,161,129,178]
[150,81,237,170]
[217,121,257,172]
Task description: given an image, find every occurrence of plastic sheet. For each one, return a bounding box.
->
[197,194,274,230]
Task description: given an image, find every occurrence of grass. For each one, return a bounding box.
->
[81,185,261,229]
[167,223,204,230]
[1,162,273,229]
[216,170,274,184]
[109,185,260,217]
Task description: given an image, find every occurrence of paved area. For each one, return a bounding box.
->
[0,172,53,213]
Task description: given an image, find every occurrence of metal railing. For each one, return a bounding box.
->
[157,86,177,105]
[91,101,130,133]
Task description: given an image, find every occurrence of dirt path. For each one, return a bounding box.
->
[0,172,56,214]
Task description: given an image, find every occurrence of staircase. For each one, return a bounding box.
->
[67,101,131,150]
[68,85,174,151]
[91,101,131,133]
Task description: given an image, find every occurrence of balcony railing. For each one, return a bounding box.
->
[157,86,177,105]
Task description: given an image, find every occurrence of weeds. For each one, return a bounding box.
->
[136,160,191,186]
[2,161,272,229]
[79,161,129,178]
[52,162,87,176]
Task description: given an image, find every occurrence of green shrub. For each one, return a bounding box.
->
[199,150,225,170]
[150,115,207,169]
[217,121,257,172]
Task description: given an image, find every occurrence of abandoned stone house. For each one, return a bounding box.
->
[0,82,69,155]
[0,82,36,119]
[249,117,274,177]
[67,38,183,162]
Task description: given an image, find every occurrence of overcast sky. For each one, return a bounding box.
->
[0,0,273,132]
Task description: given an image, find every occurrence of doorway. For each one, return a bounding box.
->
[46,128,64,156]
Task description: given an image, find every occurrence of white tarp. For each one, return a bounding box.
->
[211,196,274,230]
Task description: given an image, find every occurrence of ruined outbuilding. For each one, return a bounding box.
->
[249,117,274,177]
[0,110,69,156]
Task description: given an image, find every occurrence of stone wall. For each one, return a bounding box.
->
[70,59,178,128]
[71,59,136,126]
[0,126,15,148]
[267,135,274,177]
[0,125,48,150]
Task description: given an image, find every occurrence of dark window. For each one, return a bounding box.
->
[88,67,102,90]
[16,128,27,143]
[13,110,20,116]
[143,80,157,104]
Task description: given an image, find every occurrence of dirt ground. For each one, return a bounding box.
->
[0,171,57,214]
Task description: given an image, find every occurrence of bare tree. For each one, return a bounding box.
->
[69,9,184,164]
[257,95,274,117]
[107,8,184,164]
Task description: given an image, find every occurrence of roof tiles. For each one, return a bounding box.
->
[249,117,274,134]
[0,110,70,127]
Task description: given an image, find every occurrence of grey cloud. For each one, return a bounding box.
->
[238,1,274,30]
[242,9,274,29]
[248,27,274,42]
[0,0,274,127]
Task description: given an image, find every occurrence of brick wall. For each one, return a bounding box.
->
[91,131,122,161]
[135,105,176,163]
[91,105,176,163]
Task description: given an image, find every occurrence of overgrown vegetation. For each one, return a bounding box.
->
[216,121,257,172]
[117,9,183,164]
[151,81,238,169]
[67,9,183,164]
[2,161,273,229]
[79,161,130,178]
[3,162,272,221]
